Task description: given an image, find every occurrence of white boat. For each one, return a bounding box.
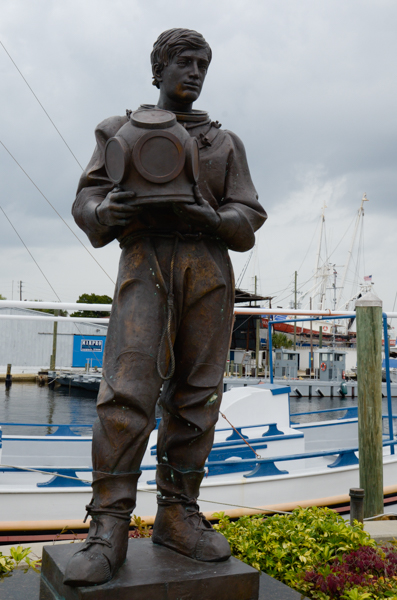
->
[1,383,397,537]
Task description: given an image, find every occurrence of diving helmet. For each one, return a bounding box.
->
[104,108,199,205]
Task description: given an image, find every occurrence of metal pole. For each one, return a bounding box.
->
[310,297,313,376]
[5,363,12,389]
[383,313,394,454]
[293,271,297,350]
[266,298,271,376]
[269,321,273,384]
[255,276,260,376]
[356,291,384,518]
[332,268,337,347]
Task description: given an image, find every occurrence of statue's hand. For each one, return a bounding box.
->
[172,185,221,231]
[96,189,141,227]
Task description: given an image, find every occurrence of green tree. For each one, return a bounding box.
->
[272,332,293,349]
[0,294,6,300]
[71,293,112,318]
[30,300,68,317]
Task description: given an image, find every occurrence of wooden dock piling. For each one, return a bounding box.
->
[356,291,384,518]
[50,310,59,370]
[5,363,12,389]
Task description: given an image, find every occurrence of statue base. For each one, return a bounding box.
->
[40,538,260,599]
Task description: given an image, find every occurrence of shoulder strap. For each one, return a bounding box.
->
[197,121,222,149]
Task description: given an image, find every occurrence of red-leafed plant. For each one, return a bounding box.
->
[303,545,397,599]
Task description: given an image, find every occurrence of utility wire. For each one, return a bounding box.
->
[0,40,84,170]
[0,42,115,286]
[0,205,61,301]
[275,272,315,305]
[0,139,115,284]
[0,203,109,364]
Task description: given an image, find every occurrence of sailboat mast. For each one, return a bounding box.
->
[314,203,326,309]
[336,194,369,308]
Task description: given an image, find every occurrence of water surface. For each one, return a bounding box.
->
[1,382,396,436]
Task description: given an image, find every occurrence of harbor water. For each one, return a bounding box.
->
[0,382,97,436]
[1,382,397,435]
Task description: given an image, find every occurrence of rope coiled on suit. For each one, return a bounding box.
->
[119,230,221,382]
[156,236,179,380]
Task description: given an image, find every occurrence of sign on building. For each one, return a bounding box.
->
[73,335,106,368]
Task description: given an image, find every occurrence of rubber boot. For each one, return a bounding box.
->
[152,464,231,562]
[64,471,140,587]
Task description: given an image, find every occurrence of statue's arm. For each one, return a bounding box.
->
[216,131,267,252]
[72,116,128,248]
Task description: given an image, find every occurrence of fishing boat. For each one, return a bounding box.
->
[1,382,397,543]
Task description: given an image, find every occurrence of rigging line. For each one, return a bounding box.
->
[232,315,254,333]
[0,40,84,171]
[195,496,292,515]
[361,215,366,280]
[296,217,320,273]
[0,205,61,301]
[236,247,254,288]
[0,139,115,284]
[323,220,329,267]
[0,464,291,515]
[328,213,356,260]
[219,411,263,458]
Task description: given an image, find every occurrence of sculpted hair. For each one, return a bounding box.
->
[151,28,212,88]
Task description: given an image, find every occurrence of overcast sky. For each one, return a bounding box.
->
[1,0,396,312]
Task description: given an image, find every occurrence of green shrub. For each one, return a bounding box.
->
[0,546,41,579]
[214,507,375,594]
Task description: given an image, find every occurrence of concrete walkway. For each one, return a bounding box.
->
[364,520,397,544]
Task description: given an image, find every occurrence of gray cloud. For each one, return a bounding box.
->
[0,0,396,310]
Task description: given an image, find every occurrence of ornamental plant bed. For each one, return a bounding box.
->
[214,507,397,599]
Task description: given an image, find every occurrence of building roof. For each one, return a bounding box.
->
[234,288,272,304]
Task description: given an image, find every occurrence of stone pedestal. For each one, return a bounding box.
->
[40,538,260,600]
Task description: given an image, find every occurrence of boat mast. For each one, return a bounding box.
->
[313,202,327,309]
[336,194,369,308]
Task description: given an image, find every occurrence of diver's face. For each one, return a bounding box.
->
[159,49,209,106]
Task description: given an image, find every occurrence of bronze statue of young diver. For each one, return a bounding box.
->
[64,28,266,587]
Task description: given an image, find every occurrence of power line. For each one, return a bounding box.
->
[0,205,61,301]
[0,39,84,170]
[0,139,115,284]
[0,204,110,364]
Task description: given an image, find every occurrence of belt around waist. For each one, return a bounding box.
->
[119,230,224,249]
